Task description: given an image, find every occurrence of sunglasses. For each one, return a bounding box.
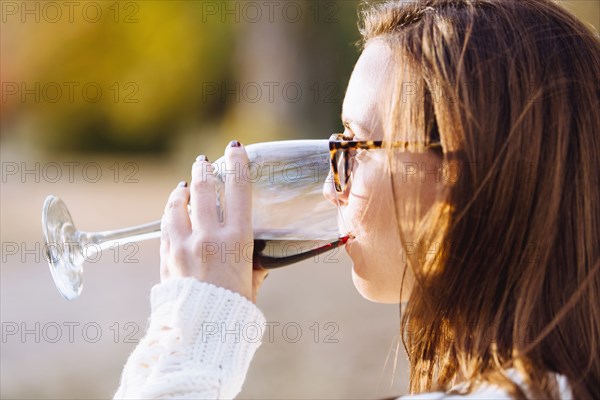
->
[328,133,442,193]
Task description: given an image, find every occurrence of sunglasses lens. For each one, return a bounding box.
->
[336,150,345,192]
[335,149,353,193]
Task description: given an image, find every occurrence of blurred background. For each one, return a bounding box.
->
[1,1,598,398]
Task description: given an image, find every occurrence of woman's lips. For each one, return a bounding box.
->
[342,232,356,241]
[343,234,356,248]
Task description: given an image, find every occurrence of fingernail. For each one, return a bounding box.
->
[229,140,241,148]
[264,273,270,281]
[178,181,187,188]
[196,154,208,162]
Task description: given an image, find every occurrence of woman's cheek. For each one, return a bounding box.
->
[349,165,415,301]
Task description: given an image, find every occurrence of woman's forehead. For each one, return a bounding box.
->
[342,40,394,139]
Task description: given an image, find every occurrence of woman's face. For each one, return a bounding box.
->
[323,40,443,304]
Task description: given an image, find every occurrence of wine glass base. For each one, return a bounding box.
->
[42,195,83,300]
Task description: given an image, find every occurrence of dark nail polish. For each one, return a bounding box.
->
[178,181,187,188]
[196,155,208,162]
[229,140,241,148]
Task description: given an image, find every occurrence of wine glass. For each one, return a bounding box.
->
[42,140,348,300]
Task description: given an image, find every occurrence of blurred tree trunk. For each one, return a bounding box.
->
[223,1,360,143]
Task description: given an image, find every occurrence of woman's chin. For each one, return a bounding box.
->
[351,264,402,304]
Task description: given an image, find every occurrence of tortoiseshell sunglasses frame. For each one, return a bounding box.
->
[328,133,442,193]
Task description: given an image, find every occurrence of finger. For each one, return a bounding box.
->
[164,182,192,242]
[224,141,252,227]
[190,155,218,231]
[159,217,170,281]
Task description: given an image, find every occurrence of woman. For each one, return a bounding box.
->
[114,0,599,398]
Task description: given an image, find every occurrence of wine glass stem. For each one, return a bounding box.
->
[83,220,162,252]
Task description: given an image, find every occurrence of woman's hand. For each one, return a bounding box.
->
[159,141,268,303]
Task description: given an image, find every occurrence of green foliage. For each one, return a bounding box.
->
[5,2,234,153]
[2,0,363,153]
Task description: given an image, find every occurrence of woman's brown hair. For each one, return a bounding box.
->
[360,0,600,398]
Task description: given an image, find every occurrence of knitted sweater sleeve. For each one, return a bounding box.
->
[113,277,266,399]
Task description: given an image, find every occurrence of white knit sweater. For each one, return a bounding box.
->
[114,278,265,399]
[114,278,573,399]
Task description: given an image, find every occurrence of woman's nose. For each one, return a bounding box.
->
[323,172,349,207]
